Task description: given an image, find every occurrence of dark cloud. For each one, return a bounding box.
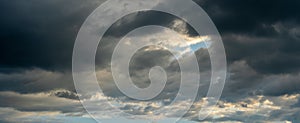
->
[2,0,298,75]
[221,60,300,100]
[196,0,300,34]
[0,2,197,71]
[0,69,75,93]
[223,22,300,74]
[193,0,300,74]
[105,11,191,37]
[0,0,300,122]
[0,0,299,73]
[0,0,298,102]
[0,0,104,71]
[0,91,83,113]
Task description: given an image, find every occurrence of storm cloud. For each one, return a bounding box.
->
[0,0,300,122]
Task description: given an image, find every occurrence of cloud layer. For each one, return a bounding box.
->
[0,0,300,122]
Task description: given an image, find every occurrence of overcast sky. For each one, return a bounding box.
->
[0,0,300,122]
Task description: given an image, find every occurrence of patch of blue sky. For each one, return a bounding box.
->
[190,42,208,52]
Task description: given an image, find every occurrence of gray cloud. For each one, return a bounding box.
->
[0,0,300,122]
[0,69,74,93]
[0,90,83,113]
[0,0,104,71]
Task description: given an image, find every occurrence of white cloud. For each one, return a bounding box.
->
[72,90,300,122]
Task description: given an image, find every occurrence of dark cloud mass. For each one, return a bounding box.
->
[197,0,300,33]
[0,0,300,122]
[200,0,300,74]
[1,0,299,74]
[0,0,104,71]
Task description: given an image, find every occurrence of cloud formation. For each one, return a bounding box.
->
[0,0,300,122]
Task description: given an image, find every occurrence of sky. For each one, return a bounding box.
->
[0,0,300,123]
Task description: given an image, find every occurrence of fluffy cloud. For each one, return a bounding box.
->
[74,92,300,122]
